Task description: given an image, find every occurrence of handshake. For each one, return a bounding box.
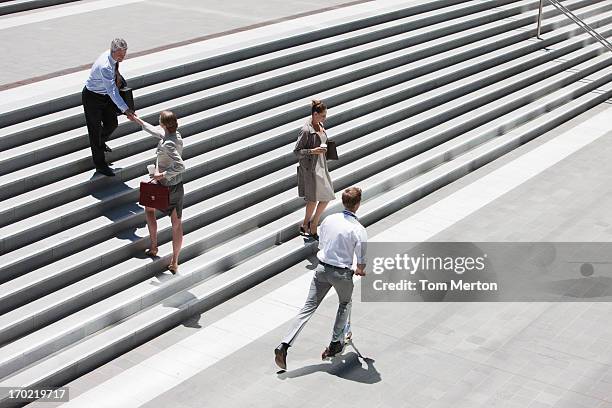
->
[124,109,137,121]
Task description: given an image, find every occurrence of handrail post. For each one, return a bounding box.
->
[536,0,544,39]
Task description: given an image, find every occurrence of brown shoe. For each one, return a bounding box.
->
[274,343,288,370]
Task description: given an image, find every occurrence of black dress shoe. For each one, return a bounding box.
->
[96,166,115,177]
[104,144,113,153]
[274,343,289,370]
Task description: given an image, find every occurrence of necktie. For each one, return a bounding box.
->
[115,62,121,88]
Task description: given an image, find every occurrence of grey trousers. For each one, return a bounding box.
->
[282,263,354,346]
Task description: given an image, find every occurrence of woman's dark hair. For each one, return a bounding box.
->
[311,99,327,115]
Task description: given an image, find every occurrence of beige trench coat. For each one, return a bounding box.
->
[294,121,335,202]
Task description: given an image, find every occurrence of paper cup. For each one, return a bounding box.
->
[147,164,155,175]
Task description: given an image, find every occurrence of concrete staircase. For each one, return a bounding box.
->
[2,0,612,404]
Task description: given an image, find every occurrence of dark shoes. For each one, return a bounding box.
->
[274,343,289,370]
[299,221,311,237]
[309,222,319,241]
[104,144,113,153]
[321,341,344,360]
[276,339,345,368]
[96,166,115,177]
[298,221,319,240]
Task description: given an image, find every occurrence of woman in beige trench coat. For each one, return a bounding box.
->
[294,100,335,240]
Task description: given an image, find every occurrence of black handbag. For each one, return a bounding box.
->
[325,140,338,160]
[119,87,135,111]
[113,64,134,114]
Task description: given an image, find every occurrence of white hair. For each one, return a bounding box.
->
[110,38,128,52]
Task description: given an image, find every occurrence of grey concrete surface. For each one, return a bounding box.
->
[0,0,367,86]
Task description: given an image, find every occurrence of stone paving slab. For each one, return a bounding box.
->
[0,0,374,86]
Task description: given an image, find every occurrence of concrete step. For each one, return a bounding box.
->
[1,56,611,378]
[0,0,599,202]
[2,75,610,398]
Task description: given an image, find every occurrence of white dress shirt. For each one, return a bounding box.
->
[84,50,129,113]
[317,210,367,269]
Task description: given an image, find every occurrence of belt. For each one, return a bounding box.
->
[83,87,111,99]
[319,260,351,270]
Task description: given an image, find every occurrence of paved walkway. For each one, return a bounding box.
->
[0,0,373,87]
[44,101,612,408]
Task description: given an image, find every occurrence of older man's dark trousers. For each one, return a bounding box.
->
[82,87,118,168]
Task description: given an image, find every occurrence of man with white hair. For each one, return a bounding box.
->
[82,38,136,177]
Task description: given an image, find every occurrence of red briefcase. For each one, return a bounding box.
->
[139,181,169,210]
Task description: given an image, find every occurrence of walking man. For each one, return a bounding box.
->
[275,187,367,370]
[82,38,135,176]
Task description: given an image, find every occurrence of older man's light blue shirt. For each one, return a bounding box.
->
[85,50,128,113]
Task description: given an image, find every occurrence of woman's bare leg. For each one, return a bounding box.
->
[145,207,158,252]
[310,201,329,235]
[170,209,183,268]
[303,201,317,230]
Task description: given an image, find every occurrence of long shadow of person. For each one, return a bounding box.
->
[89,173,143,242]
[278,340,381,384]
[152,277,210,329]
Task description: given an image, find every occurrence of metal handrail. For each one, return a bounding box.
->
[536,0,612,53]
